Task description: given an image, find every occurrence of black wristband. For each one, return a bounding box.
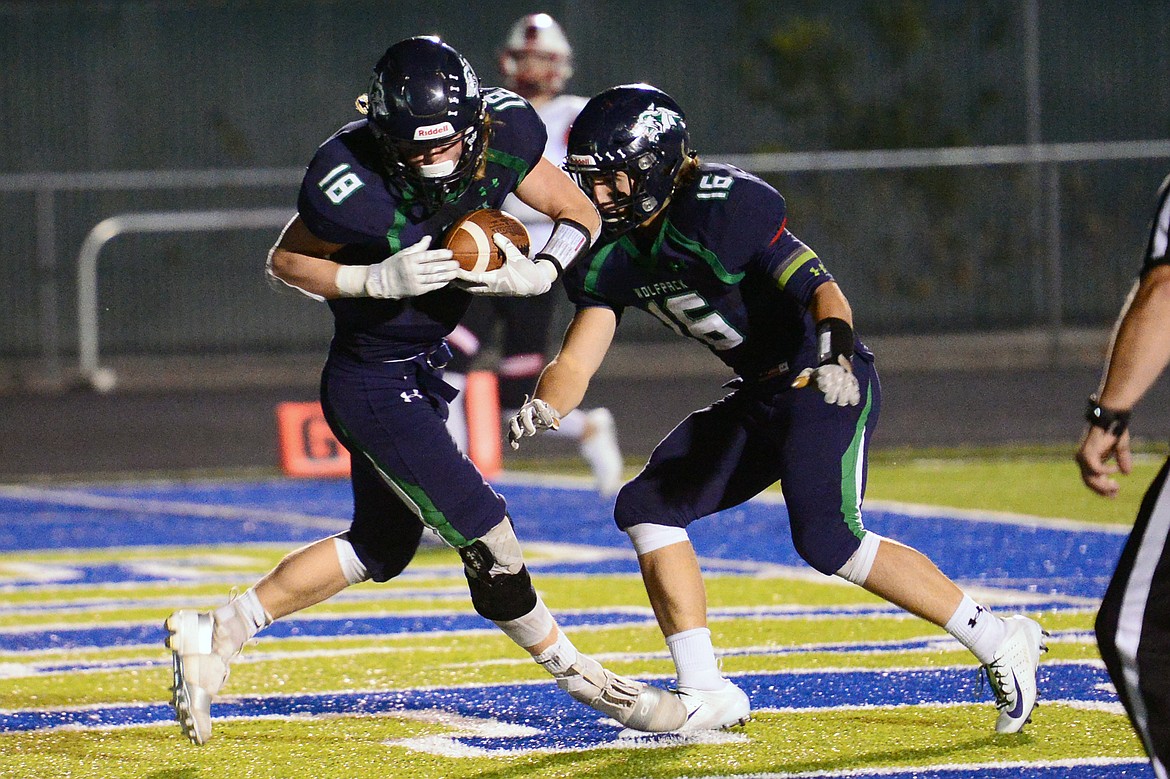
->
[1085,394,1131,436]
[815,317,855,365]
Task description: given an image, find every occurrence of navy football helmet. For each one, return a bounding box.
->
[564,84,691,237]
[366,36,487,211]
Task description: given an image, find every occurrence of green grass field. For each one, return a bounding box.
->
[0,444,1158,778]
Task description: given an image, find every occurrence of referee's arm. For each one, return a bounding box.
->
[1077,263,1170,496]
[1098,264,1170,415]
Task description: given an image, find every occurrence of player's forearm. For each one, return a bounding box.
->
[268,248,349,300]
[1097,266,1170,410]
[533,358,591,417]
[808,282,853,325]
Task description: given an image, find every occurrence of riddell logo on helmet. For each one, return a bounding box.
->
[414,122,455,140]
[567,154,595,166]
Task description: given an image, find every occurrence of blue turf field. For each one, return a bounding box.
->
[0,478,1126,599]
[0,477,1150,778]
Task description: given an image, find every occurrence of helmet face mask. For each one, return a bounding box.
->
[565,84,690,239]
[367,36,487,211]
[567,155,662,237]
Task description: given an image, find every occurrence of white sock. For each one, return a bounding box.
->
[944,594,1006,665]
[213,588,270,656]
[532,630,580,677]
[667,627,724,690]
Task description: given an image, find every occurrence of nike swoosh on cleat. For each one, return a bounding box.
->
[1005,671,1025,719]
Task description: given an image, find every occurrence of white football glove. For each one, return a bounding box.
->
[507,396,561,450]
[792,355,861,407]
[454,233,557,297]
[335,235,459,299]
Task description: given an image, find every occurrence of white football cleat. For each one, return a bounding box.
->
[556,652,687,732]
[984,615,1047,734]
[580,408,624,497]
[165,610,233,745]
[674,680,751,731]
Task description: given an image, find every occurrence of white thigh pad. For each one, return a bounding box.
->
[626,523,691,556]
[332,532,371,585]
[835,531,883,586]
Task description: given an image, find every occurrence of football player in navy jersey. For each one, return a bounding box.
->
[508,84,1048,735]
[162,40,686,746]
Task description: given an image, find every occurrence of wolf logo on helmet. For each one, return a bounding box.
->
[631,104,684,144]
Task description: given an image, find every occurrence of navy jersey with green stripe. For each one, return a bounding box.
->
[297,87,544,361]
[563,162,868,378]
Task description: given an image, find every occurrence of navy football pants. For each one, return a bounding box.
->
[615,354,879,576]
[320,348,507,582]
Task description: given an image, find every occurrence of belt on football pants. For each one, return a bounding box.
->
[723,361,792,390]
[381,342,459,402]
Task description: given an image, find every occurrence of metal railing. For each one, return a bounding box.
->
[75,208,293,390]
[0,168,302,383]
[4,139,1170,389]
[714,139,1170,354]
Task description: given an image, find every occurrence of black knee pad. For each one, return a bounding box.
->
[459,539,538,621]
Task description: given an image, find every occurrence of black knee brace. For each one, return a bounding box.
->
[459,538,538,622]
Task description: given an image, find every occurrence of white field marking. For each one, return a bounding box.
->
[675,756,1152,779]
[521,542,1092,607]
[3,659,1110,709]
[0,662,50,678]
[3,626,1102,679]
[0,562,84,583]
[1063,699,1129,715]
[862,497,1131,534]
[0,602,1093,657]
[520,541,638,564]
[0,658,163,678]
[0,484,349,532]
[0,641,457,679]
[388,715,746,758]
[0,585,471,616]
[443,646,1104,675]
[0,560,472,595]
[748,695,1126,717]
[383,709,543,757]
[491,470,1129,533]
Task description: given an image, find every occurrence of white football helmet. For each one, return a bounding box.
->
[498,13,573,97]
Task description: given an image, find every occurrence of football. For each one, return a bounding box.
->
[442,209,531,273]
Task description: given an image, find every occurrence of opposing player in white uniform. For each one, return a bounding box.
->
[444,13,624,496]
